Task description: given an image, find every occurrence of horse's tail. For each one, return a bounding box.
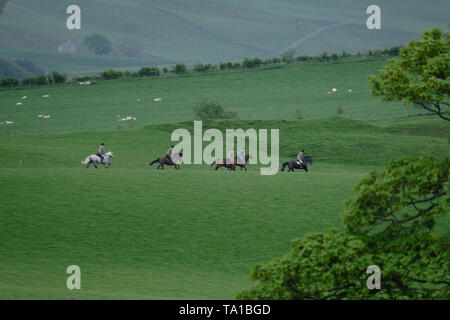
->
[210,160,216,166]
[148,158,159,166]
[81,156,90,165]
[281,161,288,172]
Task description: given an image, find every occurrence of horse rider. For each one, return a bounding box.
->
[296,149,304,166]
[237,148,245,165]
[166,145,174,164]
[97,143,105,163]
[226,148,235,165]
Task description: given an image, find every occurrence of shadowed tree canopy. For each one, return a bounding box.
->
[0,0,8,15]
[83,33,113,56]
[237,158,449,300]
[369,26,450,121]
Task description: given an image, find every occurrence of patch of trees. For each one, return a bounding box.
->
[83,33,113,56]
[194,101,239,120]
[1,71,66,88]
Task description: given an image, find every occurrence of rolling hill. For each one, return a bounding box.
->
[0,0,448,74]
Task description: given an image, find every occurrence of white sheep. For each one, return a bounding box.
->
[154,97,162,102]
[332,88,337,93]
[16,102,23,106]
[5,121,14,124]
[348,89,352,93]
[22,96,27,99]
[42,94,50,98]
[38,115,44,118]
[43,115,51,119]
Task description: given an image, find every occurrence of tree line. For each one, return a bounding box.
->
[0,46,401,88]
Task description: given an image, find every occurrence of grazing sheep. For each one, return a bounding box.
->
[43,115,51,119]
[332,88,337,93]
[22,96,27,99]
[154,97,162,102]
[42,94,50,98]
[5,121,14,124]
[119,116,136,122]
[348,89,352,93]
[16,102,23,106]
[38,115,44,118]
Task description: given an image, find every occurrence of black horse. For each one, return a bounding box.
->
[281,156,313,172]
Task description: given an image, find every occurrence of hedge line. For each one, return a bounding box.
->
[0,47,401,88]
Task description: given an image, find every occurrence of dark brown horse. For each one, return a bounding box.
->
[232,154,251,171]
[281,156,313,172]
[148,153,182,170]
[210,154,250,171]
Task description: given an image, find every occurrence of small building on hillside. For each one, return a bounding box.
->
[58,40,77,54]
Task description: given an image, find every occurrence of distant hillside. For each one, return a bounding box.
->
[0,56,44,78]
[0,0,448,74]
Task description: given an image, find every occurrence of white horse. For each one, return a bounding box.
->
[81,151,114,168]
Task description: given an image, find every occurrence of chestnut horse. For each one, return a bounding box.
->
[210,154,250,171]
[148,153,182,170]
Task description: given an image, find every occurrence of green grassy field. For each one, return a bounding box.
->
[0,59,430,136]
[0,0,448,73]
[0,58,449,299]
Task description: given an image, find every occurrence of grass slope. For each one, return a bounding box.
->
[0,59,431,136]
[0,117,449,299]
